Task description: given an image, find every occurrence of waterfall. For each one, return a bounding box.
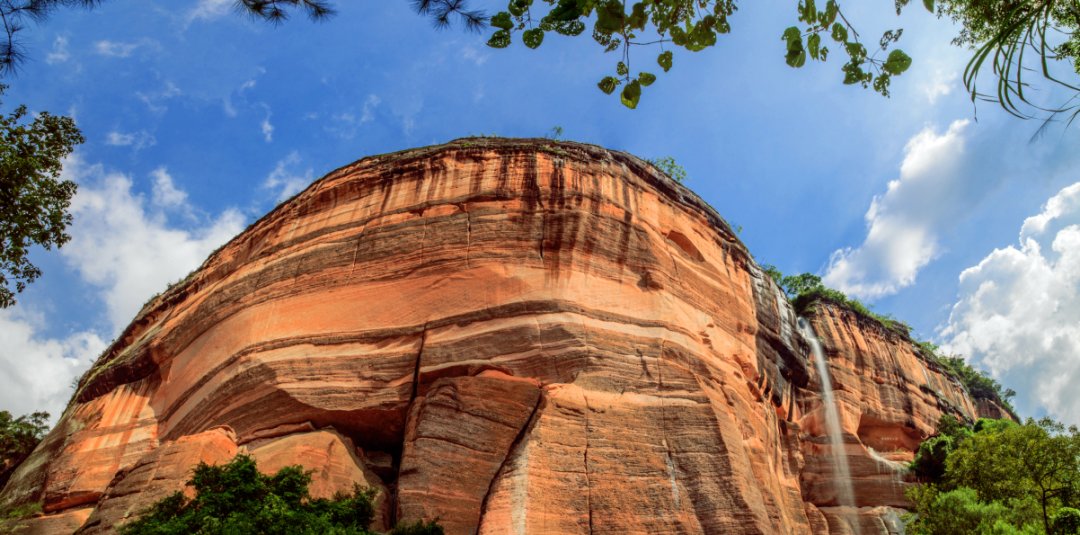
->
[798,317,859,531]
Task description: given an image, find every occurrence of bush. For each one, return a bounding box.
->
[0,410,49,488]
[121,455,438,535]
[1054,507,1080,534]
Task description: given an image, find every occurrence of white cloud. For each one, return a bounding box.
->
[187,0,233,22]
[0,156,245,421]
[461,45,488,66]
[60,156,245,332]
[261,118,274,142]
[921,69,958,105]
[105,130,156,150]
[0,309,106,421]
[823,120,971,299]
[137,81,182,113]
[942,182,1080,424]
[94,40,140,58]
[46,36,70,64]
[361,94,381,123]
[263,151,313,202]
[150,167,188,209]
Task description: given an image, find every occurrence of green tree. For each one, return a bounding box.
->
[0,85,83,308]
[907,417,1080,534]
[0,410,49,489]
[121,454,443,535]
[947,418,1080,533]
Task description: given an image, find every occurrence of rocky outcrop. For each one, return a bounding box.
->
[0,138,1002,534]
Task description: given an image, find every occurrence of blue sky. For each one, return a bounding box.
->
[2,1,1079,424]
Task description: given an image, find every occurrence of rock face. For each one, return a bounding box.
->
[0,138,1002,534]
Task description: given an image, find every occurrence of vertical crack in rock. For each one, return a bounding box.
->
[348,230,364,278]
[476,391,544,530]
[658,339,681,513]
[408,326,428,408]
[582,390,594,535]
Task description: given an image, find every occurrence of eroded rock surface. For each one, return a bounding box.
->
[0,139,1002,534]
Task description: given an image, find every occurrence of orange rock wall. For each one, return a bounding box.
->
[0,139,995,534]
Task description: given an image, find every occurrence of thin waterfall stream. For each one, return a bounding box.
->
[798,317,859,532]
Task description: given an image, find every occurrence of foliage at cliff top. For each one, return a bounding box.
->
[907,415,1080,534]
[763,266,909,334]
[915,340,1018,418]
[763,265,1017,413]
[120,454,443,535]
[0,410,49,489]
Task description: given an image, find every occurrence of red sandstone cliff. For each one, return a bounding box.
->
[0,139,1002,534]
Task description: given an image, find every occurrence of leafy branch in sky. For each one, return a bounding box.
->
[0,84,83,308]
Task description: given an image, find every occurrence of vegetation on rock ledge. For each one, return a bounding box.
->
[763,265,1017,414]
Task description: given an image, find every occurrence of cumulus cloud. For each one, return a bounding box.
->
[46,36,70,64]
[823,120,971,299]
[263,152,313,202]
[0,156,245,420]
[942,182,1080,424]
[60,156,245,332]
[105,129,156,150]
[0,309,106,420]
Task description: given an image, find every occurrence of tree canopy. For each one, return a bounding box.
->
[0,85,82,308]
[0,409,49,489]
[907,416,1080,534]
[120,454,443,535]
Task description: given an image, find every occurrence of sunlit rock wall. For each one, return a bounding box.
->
[0,139,1000,534]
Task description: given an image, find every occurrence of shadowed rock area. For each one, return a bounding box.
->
[0,138,1004,534]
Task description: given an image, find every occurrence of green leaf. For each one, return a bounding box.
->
[508,0,532,17]
[657,50,673,72]
[782,26,801,44]
[922,0,934,12]
[616,61,628,76]
[786,48,807,68]
[597,76,620,94]
[808,33,821,60]
[882,48,912,74]
[523,28,545,49]
[552,20,586,36]
[487,29,512,48]
[627,2,647,30]
[595,0,624,33]
[491,12,514,30]
[822,0,838,27]
[620,79,641,109]
[830,22,847,42]
[638,72,656,86]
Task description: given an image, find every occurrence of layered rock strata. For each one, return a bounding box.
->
[1,138,1000,534]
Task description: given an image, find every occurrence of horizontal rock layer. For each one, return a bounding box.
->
[0,139,997,534]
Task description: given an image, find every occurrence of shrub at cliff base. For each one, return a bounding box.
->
[0,410,49,489]
[906,416,1080,535]
[120,455,442,535]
